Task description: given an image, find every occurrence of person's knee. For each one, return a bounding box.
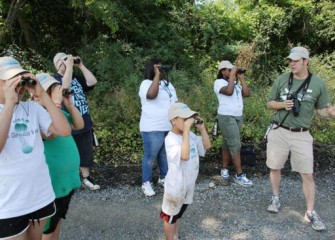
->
[301,173,314,183]
[269,168,281,176]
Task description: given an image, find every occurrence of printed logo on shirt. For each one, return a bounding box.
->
[71,78,90,115]
[11,118,39,153]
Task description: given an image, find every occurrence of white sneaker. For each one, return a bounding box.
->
[221,168,229,180]
[304,210,326,231]
[157,178,165,187]
[267,195,281,213]
[142,181,156,197]
[233,173,253,187]
[82,177,100,190]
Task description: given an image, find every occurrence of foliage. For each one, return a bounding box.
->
[1,0,335,165]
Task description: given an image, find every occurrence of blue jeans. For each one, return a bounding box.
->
[141,131,168,183]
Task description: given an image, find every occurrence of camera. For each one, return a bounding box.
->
[195,118,203,125]
[158,65,173,73]
[286,93,300,117]
[62,88,74,97]
[63,57,81,64]
[237,68,246,74]
[19,76,37,87]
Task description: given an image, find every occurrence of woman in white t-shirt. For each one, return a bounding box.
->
[138,58,178,197]
[0,57,71,240]
[213,60,253,187]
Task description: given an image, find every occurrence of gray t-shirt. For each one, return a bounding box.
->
[268,72,330,128]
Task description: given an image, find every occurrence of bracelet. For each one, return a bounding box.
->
[55,103,62,108]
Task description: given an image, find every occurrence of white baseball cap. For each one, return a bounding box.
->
[53,52,67,66]
[287,47,309,60]
[36,73,59,91]
[0,56,29,80]
[218,60,234,71]
[168,102,198,120]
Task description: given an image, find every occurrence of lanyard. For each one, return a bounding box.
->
[161,80,172,98]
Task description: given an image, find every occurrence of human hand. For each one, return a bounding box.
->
[327,106,335,117]
[153,64,161,78]
[3,75,22,105]
[64,55,74,69]
[184,118,194,133]
[283,100,294,111]
[195,117,206,131]
[229,67,237,79]
[62,91,74,108]
[22,73,47,98]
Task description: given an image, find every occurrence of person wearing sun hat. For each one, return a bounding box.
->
[266,46,335,231]
[53,52,100,191]
[214,60,253,187]
[0,57,71,239]
[33,73,83,240]
[160,102,211,240]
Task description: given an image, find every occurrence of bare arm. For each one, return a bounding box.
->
[317,105,335,118]
[61,55,74,89]
[76,57,97,87]
[63,95,84,130]
[219,68,236,96]
[196,118,211,150]
[146,65,161,99]
[180,118,193,160]
[27,79,71,136]
[267,100,294,111]
[238,74,251,97]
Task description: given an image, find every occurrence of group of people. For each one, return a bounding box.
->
[139,46,335,239]
[1,46,334,240]
[0,53,99,240]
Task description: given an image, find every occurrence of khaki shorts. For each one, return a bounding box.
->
[266,126,314,173]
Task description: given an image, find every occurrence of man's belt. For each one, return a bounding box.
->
[273,121,309,132]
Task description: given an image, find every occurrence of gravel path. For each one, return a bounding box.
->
[60,171,335,240]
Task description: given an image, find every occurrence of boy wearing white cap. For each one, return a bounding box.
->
[160,102,211,240]
[266,46,335,231]
[0,57,71,239]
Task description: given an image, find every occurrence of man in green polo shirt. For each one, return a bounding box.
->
[266,46,335,231]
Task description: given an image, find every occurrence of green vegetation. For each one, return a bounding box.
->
[1,0,335,165]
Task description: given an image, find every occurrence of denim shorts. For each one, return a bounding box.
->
[218,114,243,153]
[0,202,55,239]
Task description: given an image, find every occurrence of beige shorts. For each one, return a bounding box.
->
[266,126,314,173]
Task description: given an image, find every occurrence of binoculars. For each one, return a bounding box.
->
[62,89,74,97]
[63,57,81,64]
[19,76,37,87]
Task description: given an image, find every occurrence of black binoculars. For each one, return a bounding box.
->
[158,65,173,73]
[63,57,81,64]
[195,118,203,125]
[19,76,37,87]
[62,89,74,97]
